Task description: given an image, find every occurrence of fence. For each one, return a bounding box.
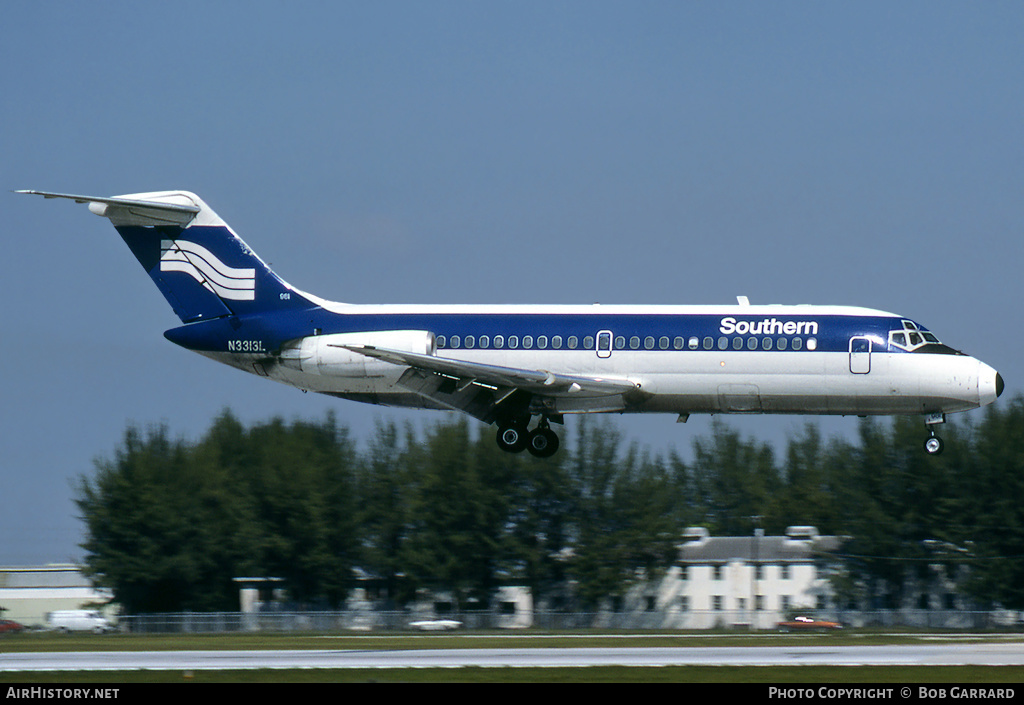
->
[116,609,1023,633]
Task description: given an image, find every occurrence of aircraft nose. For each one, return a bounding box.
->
[977,362,1002,407]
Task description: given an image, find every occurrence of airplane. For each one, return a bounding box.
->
[19,189,1003,458]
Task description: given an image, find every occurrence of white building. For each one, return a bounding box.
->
[0,564,113,627]
[627,526,841,630]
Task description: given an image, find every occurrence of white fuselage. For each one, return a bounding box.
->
[200,303,1001,420]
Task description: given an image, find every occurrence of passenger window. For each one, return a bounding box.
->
[493,335,504,349]
[437,335,447,349]
[568,336,579,349]
[807,338,817,351]
[645,336,656,350]
[689,337,699,350]
[747,337,758,350]
[508,335,519,349]
[777,337,788,351]
[629,336,640,349]
[584,335,595,349]
[465,335,475,349]
[792,337,803,350]
[552,335,562,349]
[717,337,728,350]
[732,337,743,350]
[660,336,670,350]
[523,335,534,349]
[479,335,489,348]
[450,335,461,348]
[762,337,773,351]
[703,336,714,350]
[537,335,548,349]
[615,336,626,349]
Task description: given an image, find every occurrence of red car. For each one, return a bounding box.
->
[778,616,843,632]
[0,620,25,634]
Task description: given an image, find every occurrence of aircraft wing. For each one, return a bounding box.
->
[339,344,637,422]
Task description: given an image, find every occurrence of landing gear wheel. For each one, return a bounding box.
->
[496,424,528,453]
[527,427,560,458]
[924,435,944,456]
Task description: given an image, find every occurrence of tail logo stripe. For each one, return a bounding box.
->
[160,239,256,301]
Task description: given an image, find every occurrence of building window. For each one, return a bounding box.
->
[713,565,723,580]
[712,595,723,611]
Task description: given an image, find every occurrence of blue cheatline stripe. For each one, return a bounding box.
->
[164,310,914,355]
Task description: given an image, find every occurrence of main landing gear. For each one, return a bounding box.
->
[923,413,945,456]
[496,417,560,458]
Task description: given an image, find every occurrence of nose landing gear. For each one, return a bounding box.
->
[924,413,945,456]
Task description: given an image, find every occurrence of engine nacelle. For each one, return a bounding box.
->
[278,330,436,377]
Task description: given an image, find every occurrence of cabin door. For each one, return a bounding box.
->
[849,336,872,374]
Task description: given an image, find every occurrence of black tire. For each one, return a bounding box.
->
[527,427,560,458]
[496,425,528,453]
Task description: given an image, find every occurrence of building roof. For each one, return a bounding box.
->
[678,527,840,564]
[0,564,95,589]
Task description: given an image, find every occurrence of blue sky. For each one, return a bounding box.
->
[3,2,1022,565]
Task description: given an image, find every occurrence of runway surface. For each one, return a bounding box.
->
[5,643,1024,671]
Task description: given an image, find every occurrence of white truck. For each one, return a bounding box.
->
[46,610,114,634]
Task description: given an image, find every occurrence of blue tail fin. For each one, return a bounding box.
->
[19,190,316,323]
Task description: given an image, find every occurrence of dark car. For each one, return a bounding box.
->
[0,620,26,634]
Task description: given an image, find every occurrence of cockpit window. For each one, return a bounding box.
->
[889,322,963,355]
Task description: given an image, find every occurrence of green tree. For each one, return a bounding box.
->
[953,398,1024,608]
